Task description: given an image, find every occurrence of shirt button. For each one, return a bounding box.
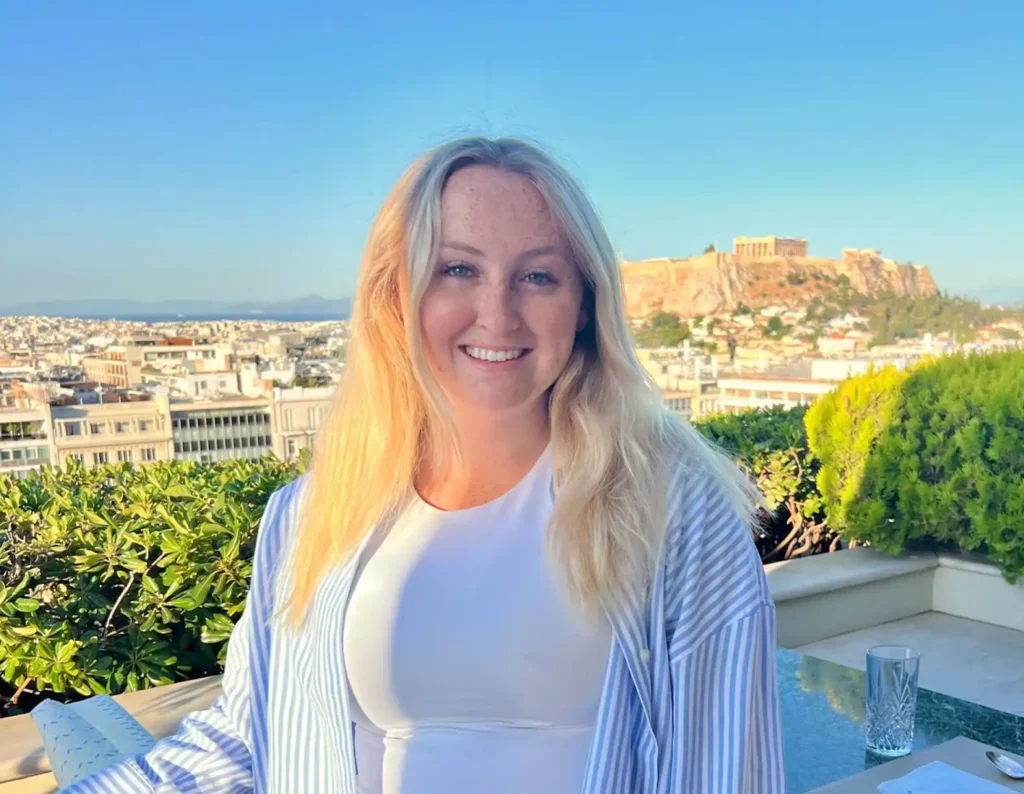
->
[640,648,651,664]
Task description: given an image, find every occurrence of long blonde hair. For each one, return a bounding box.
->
[285,137,755,626]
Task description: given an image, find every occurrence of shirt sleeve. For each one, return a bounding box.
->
[56,481,297,794]
[60,600,256,794]
[668,602,785,794]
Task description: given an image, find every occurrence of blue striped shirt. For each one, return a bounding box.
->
[63,462,784,793]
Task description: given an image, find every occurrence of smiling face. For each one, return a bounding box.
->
[418,165,587,429]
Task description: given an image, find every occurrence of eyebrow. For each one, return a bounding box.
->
[439,242,565,262]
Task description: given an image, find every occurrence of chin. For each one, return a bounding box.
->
[455,390,543,419]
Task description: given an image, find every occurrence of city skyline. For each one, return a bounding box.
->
[3,1,1023,305]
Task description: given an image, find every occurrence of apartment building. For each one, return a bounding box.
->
[82,346,145,388]
[83,340,234,388]
[149,370,241,400]
[47,393,173,468]
[662,389,696,420]
[715,375,837,414]
[0,394,51,479]
[171,398,273,463]
[661,378,721,419]
[271,386,334,461]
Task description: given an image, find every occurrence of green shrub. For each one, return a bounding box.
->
[634,312,691,347]
[0,457,301,715]
[695,406,833,562]
[846,351,1024,579]
[805,364,910,532]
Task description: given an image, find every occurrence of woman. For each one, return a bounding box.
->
[65,137,784,793]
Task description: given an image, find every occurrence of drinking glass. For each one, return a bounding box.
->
[865,645,920,757]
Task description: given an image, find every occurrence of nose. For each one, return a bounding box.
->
[476,281,522,335]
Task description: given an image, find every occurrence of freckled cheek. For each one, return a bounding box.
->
[525,298,583,357]
[420,293,474,361]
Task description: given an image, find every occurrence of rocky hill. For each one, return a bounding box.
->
[621,249,939,318]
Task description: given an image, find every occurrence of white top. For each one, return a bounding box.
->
[342,445,612,794]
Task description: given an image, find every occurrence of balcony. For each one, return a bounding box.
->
[0,458,46,471]
[0,433,47,443]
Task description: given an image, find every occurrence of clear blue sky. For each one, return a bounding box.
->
[2,0,1022,305]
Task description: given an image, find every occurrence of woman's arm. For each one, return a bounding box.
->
[59,483,294,793]
[60,602,256,793]
[662,469,785,793]
[668,602,785,794]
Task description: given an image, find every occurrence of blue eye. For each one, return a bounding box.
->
[441,263,474,278]
[524,271,556,286]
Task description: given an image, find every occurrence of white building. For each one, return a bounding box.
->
[170,397,272,463]
[716,375,839,414]
[0,398,51,479]
[271,386,335,461]
[152,370,241,400]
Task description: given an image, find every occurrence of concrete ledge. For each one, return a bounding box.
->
[767,549,937,648]
[0,774,55,793]
[936,551,1008,577]
[0,675,222,792]
[934,555,1024,632]
[766,547,938,603]
[767,547,1024,647]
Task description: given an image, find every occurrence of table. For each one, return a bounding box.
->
[809,737,1024,792]
[778,649,1024,793]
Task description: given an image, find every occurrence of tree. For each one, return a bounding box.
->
[844,351,1024,582]
[703,243,716,254]
[292,374,330,388]
[805,365,910,533]
[0,457,302,715]
[865,293,991,346]
[695,407,834,562]
[634,312,691,347]
[762,316,792,340]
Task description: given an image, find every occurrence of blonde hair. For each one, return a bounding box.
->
[285,137,756,626]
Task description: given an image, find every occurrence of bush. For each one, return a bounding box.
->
[846,351,1024,579]
[635,312,691,347]
[805,365,910,533]
[695,406,834,562]
[0,457,301,716]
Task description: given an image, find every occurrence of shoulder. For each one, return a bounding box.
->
[660,444,772,652]
[662,451,755,558]
[251,474,310,572]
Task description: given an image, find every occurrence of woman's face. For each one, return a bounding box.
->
[419,165,587,427]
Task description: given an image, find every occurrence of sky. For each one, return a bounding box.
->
[2,0,1022,306]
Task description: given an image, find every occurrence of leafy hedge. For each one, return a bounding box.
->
[805,364,910,532]
[0,457,301,716]
[843,351,1024,579]
[695,406,836,562]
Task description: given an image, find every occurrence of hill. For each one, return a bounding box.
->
[620,249,938,317]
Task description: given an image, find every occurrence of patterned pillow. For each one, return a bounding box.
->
[30,696,156,787]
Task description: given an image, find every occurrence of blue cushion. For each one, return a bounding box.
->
[31,696,156,787]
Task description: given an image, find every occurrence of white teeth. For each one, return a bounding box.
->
[464,346,526,362]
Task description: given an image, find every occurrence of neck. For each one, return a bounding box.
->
[417,405,551,510]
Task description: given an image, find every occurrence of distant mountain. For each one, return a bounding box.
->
[0,294,352,320]
[621,250,939,317]
[967,285,1024,308]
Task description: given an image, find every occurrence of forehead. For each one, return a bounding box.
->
[439,165,562,246]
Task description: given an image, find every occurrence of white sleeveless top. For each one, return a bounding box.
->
[342,445,612,794]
